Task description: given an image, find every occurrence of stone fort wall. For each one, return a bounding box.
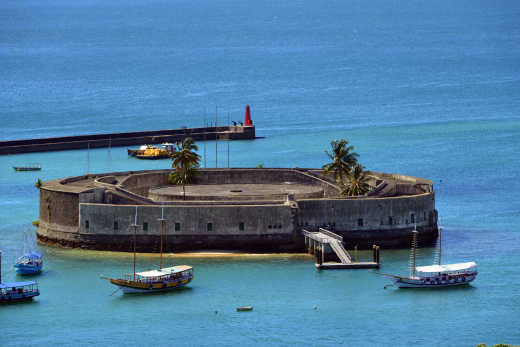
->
[37,168,437,251]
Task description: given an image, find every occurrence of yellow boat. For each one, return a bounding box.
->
[135,145,170,160]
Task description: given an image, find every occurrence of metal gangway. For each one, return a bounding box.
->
[302,228,379,270]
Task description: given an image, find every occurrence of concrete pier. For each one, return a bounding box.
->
[0,125,255,155]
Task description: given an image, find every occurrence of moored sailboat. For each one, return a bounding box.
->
[380,225,478,288]
[14,251,43,275]
[104,207,194,294]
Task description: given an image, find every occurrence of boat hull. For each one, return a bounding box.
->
[110,277,193,294]
[0,290,39,303]
[390,272,477,288]
[134,154,170,160]
[14,263,43,275]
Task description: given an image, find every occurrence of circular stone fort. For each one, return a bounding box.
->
[37,168,438,252]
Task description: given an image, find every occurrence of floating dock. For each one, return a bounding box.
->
[303,228,380,270]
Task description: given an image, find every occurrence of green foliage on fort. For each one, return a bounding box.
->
[34,178,42,189]
[322,139,370,197]
[168,137,201,199]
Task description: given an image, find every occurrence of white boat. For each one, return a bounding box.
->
[382,226,478,288]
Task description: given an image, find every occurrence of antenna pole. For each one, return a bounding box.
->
[215,106,218,168]
[133,206,138,281]
[203,112,207,168]
[87,142,90,174]
[227,111,230,168]
[108,137,112,171]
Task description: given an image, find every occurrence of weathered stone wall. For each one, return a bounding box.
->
[48,202,299,252]
[78,203,294,235]
[39,188,79,233]
[36,168,437,251]
[296,192,437,247]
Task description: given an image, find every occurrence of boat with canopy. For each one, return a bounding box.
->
[14,251,43,275]
[380,225,478,288]
[104,206,194,294]
[0,251,40,303]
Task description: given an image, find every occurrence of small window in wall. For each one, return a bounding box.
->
[239,222,244,231]
[388,216,393,225]
[175,223,180,231]
[424,212,426,220]
[268,225,272,229]
[85,220,89,229]
[358,218,363,227]
[207,223,213,232]
[143,222,148,231]
[114,221,118,230]
[411,214,415,224]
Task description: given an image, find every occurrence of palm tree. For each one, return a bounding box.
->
[322,139,359,183]
[340,163,371,197]
[169,137,200,199]
[34,178,42,189]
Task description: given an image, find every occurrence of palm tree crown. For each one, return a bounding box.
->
[169,137,200,198]
[340,163,371,197]
[322,139,359,182]
[170,137,200,170]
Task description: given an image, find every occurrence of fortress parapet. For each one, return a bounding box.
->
[37,168,437,252]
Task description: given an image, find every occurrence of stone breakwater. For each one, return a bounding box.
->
[36,168,438,252]
[0,125,255,155]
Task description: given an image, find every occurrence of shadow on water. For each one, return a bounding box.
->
[112,285,194,301]
[383,284,478,294]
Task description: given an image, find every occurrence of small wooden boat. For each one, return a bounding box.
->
[109,265,193,294]
[14,252,43,275]
[379,225,478,288]
[13,164,41,171]
[0,251,40,303]
[105,207,194,294]
[236,306,253,312]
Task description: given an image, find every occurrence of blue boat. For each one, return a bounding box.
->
[0,281,40,303]
[0,250,40,303]
[14,252,43,275]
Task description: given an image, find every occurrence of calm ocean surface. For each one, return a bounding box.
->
[1,0,520,345]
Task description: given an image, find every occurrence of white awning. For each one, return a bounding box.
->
[136,265,193,278]
[416,261,477,273]
[135,270,165,277]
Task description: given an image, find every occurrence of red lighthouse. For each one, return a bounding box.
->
[244,105,253,126]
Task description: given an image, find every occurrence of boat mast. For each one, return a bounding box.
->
[410,225,418,278]
[438,226,442,266]
[132,206,138,281]
[158,205,166,270]
[0,250,2,284]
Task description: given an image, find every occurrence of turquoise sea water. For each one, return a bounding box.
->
[1,0,520,345]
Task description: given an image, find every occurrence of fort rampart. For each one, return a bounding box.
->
[37,168,437,252]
